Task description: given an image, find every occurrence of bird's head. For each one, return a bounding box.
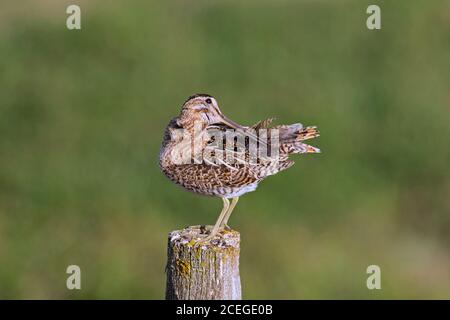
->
[177,94,244,130]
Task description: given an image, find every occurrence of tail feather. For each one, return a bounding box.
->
[250,120,320,155]
[298,142,321,153]
[275,123,320,155]
[286,142,321,154]
[296,126,320,141]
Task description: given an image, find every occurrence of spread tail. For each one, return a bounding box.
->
[276,123,321,155]
[250,120,321,155]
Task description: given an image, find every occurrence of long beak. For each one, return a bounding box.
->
[220,116,245,130]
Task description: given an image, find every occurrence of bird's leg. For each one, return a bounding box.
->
[220,197,239,229]
[203,197,229,241]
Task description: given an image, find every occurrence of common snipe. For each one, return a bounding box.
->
[159,94,320,241]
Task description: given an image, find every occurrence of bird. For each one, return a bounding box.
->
[159,94,320,241]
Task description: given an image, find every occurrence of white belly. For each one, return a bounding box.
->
[222,182,259,198]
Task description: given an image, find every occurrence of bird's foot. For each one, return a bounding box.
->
[194,227,223,246]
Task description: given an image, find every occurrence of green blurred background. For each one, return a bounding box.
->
[0,0,449,299]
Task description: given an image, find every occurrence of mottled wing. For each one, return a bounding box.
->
[251,117,276,130]
[167,163,259,196]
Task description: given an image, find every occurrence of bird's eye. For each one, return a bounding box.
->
[205,98,212,104]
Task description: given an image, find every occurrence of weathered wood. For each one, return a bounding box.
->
[165,225,241,300]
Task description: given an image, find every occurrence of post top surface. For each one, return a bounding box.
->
[168,225,240,249]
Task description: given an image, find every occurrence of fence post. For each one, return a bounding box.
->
[165,225,241,300]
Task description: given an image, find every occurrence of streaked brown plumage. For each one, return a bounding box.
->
[159,94,320,240]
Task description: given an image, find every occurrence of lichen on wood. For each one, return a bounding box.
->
[165,225,241,300]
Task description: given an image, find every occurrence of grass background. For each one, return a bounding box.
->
[0,0,449,299]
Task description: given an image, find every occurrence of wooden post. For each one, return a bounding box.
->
[165,225,241,300]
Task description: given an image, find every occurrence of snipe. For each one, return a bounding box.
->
[159,94,320,241]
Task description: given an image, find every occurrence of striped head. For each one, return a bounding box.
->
[177,94,243,130]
